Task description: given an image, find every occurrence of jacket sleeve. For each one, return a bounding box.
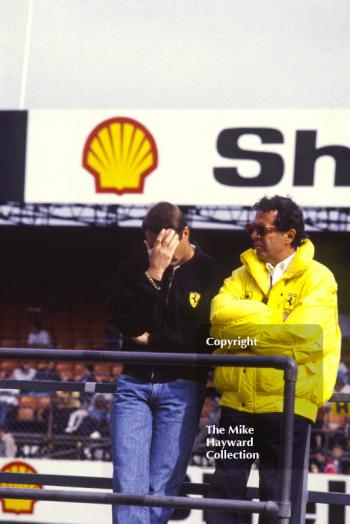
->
[210,267,339,363]
[210,267,282,349]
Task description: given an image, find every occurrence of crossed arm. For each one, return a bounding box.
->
[210,268,338,363]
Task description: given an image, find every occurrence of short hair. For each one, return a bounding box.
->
[142,202,187,235]
[253,195,306,248]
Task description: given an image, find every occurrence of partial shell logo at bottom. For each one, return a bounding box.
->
[0,461,43,514]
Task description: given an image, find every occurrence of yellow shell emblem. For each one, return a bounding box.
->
[0,461,43,515]
[83,117,158,195]
[189,292,201,308]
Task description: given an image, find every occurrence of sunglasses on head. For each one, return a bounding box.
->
[245,223,278,237]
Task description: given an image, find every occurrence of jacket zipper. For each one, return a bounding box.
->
[151,267,177,382]
[165,267,176,307]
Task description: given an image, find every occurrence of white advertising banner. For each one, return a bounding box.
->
[24,110,350,206]
[0,459,349,524]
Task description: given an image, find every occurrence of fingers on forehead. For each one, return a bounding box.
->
[164,228,177,240]
[155,228,166,240]
[167,231,179,242]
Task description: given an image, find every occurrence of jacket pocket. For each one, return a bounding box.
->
[256,368,284,395]
[214,366,241,393]
[296,361,320,403]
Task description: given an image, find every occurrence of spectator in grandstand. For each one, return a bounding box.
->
[0,425,17,457]
[34,361,60,382]
[0,376,19,425]
[323,373,350,448]
[88,393,111,434]
[111,202,222,524]
[30,362,60,426]
[54,366,81,434]
[309,447,327,473]
[324,445,345,474]
[73,364,92,383]
[206,195,341,524]
[27,320,51,348]
[13,363,36,381]
[65,406,89,434]
[65,370,112,436]
[65,395,112,436]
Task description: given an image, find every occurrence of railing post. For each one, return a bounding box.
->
[278,360,298,523]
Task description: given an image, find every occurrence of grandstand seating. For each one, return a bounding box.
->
[0,285,111,350]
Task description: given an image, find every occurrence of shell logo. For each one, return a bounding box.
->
[82,117,158,195]
[0,461,43,514]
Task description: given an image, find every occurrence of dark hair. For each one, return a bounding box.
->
[253,195,306,248]
[142,202,187,236]
[313,447,326,456]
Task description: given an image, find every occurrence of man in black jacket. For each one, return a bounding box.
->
[112,202,221,524]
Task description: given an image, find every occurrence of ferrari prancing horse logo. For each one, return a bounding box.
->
[189,292,201,308]
[285,293,297,310]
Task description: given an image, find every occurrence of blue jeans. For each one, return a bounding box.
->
[112,374,206,524]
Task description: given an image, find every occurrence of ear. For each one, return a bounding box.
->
[182,226,190,240]
[286,228,296,244]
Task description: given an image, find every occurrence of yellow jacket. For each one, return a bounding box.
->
[211,239,341,421]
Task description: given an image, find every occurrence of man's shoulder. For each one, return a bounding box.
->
[114,251,150,291]
[182,248,223,295]
[118,250,148,275]
[229,263,251,281]
[193,248,218,268]
[306,259,337,284]
[191,248,223,280]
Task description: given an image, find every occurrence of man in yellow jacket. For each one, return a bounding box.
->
[206,195,341,524]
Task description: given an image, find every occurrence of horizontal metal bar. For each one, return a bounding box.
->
[0,348,297,377]
[12,435,110,447]
[0,378,344,403]
[1,475,348,507]
[0,474,205,495]
[0,472,111,490]
[308,490,350,506]
[0,379,114,394]
[247,487,350,507]
[0,487,280,515]
[0,379,214,396]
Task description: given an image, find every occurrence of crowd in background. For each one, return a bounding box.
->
[308,360,350,474]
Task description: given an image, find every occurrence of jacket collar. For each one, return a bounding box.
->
[240,239,315,295]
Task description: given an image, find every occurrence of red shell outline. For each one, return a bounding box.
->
[82,117,158,195]
[0,460,43,515]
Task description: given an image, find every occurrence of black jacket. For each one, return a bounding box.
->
[114,245,222,382]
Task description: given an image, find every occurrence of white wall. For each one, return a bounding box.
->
[1,0,350,109]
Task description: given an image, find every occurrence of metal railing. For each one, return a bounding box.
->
[1,346,298,522]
